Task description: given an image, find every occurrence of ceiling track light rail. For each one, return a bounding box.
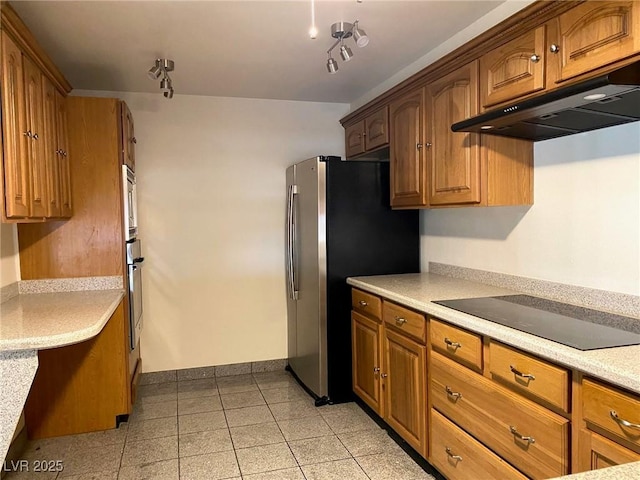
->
[326,20,369,74]
[147,58,176,99]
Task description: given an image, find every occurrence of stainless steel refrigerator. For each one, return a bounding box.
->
[285,156,419,405]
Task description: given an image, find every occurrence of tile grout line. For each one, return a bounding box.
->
[176,384,181,480]
[333,431,373,480]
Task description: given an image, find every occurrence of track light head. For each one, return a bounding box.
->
[148,63,162,80]
[339,43,353,62]
[353,22,369,48]
[326,57,338,74]
[160,77,172,92]
[164,88,174,99]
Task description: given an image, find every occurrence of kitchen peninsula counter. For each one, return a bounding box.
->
[0,282,124,462]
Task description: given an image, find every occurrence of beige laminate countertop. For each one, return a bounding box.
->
[347,273,640,395]
[0,289,124,352]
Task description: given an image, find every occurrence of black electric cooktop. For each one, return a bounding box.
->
[433,295,640,350]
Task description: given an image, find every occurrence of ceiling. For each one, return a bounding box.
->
[12,0,507,104]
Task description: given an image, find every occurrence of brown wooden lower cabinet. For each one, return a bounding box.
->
[431,351,569,479]
[351,311,383,416]
[383,327,427,457]
[24,300,130,439]
[578,429,640,471]
[430,409,528,480]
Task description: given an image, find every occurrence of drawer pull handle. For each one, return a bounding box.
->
[445,386,462,400]
[358,300,368,307]
[445,447,462,462]
[444,338,462,349]
[510,426,535,444]
[610,410,640,430]
[395,316,407,325]
[510,365,535,381]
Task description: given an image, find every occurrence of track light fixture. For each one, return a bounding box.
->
[325,21,369,74]
[147,58,175,99]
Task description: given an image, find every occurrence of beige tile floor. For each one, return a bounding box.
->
[5,371,436,479]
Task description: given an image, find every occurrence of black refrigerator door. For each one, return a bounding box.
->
[324,158,420,402]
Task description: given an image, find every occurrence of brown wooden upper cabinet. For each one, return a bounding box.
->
[389,90,427,208]
[1,6,72,222]
[480,26,546,110]
[550,1,640,83]
[121,102,136,171]
[345,107,389,159]
[426,61,481,206]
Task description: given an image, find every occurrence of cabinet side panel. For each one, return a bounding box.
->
[17,97,124,278]
[24,301,129,438]
[485,136,533,206]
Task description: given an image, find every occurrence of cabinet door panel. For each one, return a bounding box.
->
[578,429,640,472]
[23,56,47,218]
[55,90,72,217]
[389,90,426,208]
[480,26,546,108]
[345,120,365,158]
[426,61,481,206]
[121,102,135,170]
[42,75,61,218]
[352,311,383,416]
[364,107,389,151]
[1,31,30,218]
[383,328,426,455]
[555,1,640,82]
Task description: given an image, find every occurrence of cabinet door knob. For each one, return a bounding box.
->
[530,54,541,63]
[32,133,39,140]
[132,137,137,144]
[425,142,432,148]
[373,367,380,373]
[380,373,388,378]
[549,44,560,54]
[63,151,68,157]
[416,143,422,150]
[23,131,32,138]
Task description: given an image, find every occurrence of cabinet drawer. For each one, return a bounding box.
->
[383,301,426,343]
[490,341,570,413]
[352,289,382,320]
[583,378,640,449]
[431,352,570,479]
[430,409,528,480]
[430,318,482,371]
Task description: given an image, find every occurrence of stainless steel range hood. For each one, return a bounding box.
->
[451,61,640,141]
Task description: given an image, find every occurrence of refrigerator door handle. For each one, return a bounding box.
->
[286,184,299,300]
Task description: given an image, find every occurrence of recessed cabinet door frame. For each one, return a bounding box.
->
[389,89,426,208]
[554,1,640,83]
[480,25,546,109]
[121,102,136,170]
[345,120,366,158]
[55,90,72,217]
[42,75,61,218]
[352,311,383,416]
[1,31,30,218]
[364,107,389,151]
[383,327,426,456]
[426,61,481,206]
[578,429,640,472]
[23,55,48,218]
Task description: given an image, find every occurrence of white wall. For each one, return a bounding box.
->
[421,123,640,296]
[0,223,20,288]
[75,90,348,372]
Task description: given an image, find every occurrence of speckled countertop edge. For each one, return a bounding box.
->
[0,289,124,352]
[18,275,123,294]
[347,273,640,395]
[549,462,640,480]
